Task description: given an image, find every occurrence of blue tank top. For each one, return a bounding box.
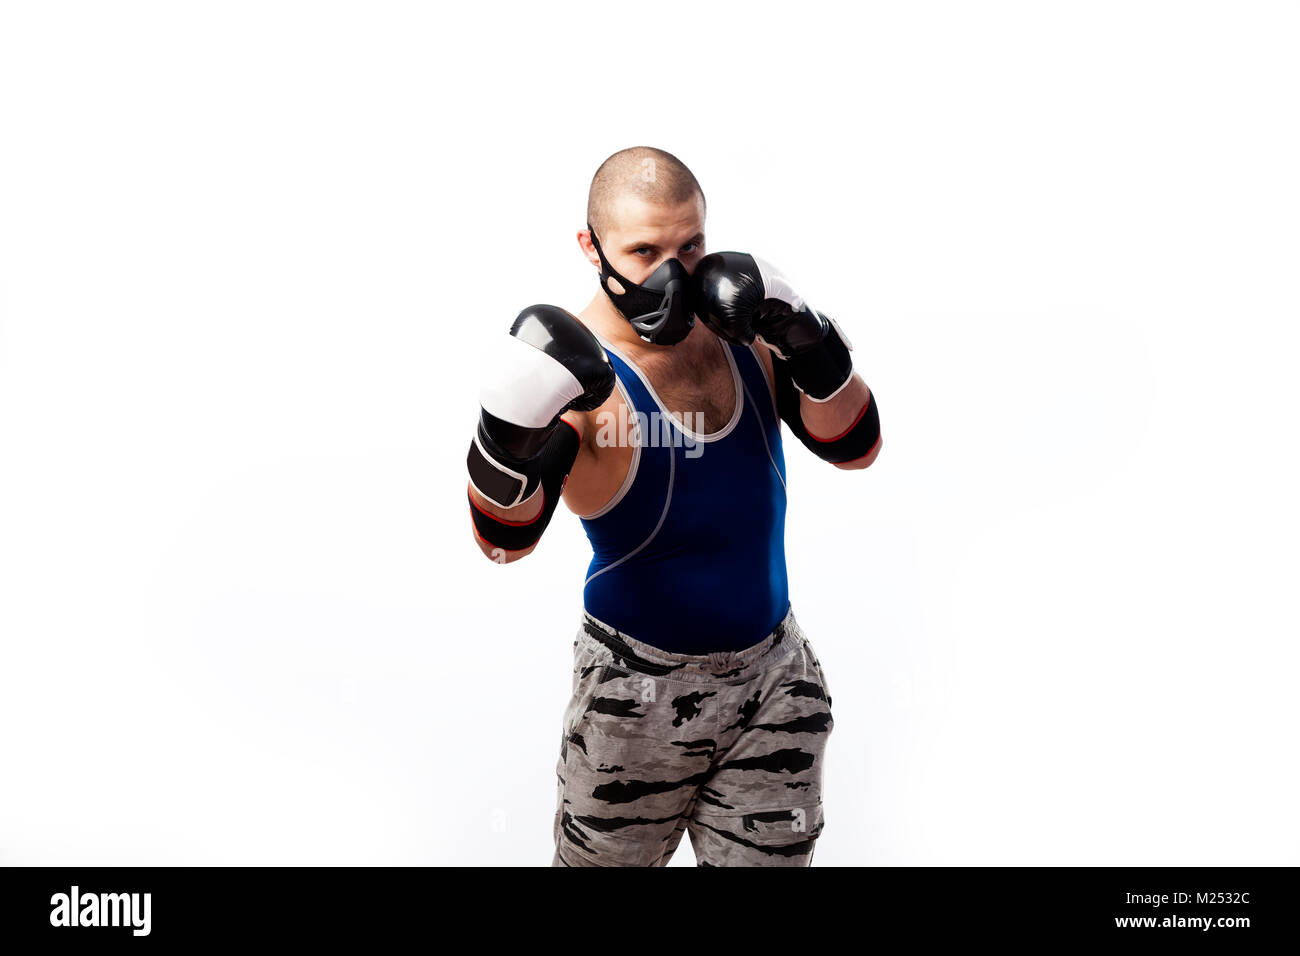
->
[579,333,790,654]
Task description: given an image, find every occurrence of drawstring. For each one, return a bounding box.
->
[707,651,732,672]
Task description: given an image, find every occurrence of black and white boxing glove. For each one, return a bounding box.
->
[467,305,614,551]
[695,252,879,464]
[693,252,853,402]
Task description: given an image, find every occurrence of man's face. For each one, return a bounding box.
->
[590,194,706,293]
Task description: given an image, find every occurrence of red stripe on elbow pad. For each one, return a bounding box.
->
[808,392,873,443]
[467,482,543,527]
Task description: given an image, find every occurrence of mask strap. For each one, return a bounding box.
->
[588,224,635,296]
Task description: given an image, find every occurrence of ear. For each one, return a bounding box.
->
[576,229,600,268]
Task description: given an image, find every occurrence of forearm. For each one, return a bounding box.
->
[464,304,613,563]
[773,356,881,468]
[468,484,543,563]
[798,374,881,469]
[772,303,879,468]
[798,372,870,439]
[466,415,582,561]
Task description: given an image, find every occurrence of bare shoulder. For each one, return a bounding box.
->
[560,379,635,518]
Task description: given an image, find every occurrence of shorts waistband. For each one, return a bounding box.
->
[578,605,803,684]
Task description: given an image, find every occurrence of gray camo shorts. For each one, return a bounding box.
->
[552,604,835,867]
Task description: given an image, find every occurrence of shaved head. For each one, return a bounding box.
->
[587,146,705,236]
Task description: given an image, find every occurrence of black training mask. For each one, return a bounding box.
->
[588,225,696,346]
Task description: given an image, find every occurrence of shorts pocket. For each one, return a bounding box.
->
[695,800,825,848]
[565,642,609,738]
[742,801,824,845]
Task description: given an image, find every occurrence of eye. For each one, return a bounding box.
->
[680,241,699,254]
[634,246,653,256]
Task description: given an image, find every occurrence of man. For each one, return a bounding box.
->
[466,147,882,866]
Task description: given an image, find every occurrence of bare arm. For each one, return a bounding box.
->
[754,344,882,470]
[468,410,589,563]
[465,304,616,563]
[797,373,881,470]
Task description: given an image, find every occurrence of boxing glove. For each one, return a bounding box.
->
[694,251,853,401]
[468,304,615,510]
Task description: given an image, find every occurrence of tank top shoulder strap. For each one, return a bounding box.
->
[728,341,780,434]
[590,331,653,418]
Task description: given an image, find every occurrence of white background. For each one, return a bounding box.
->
[1,1,1296,866]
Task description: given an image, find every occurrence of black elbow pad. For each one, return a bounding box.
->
[773,355,880,464]
[468,418,581,553]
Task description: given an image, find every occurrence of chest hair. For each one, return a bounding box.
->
[636,339,737,434]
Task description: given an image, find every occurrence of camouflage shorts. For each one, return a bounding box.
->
[552,605,835,867]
